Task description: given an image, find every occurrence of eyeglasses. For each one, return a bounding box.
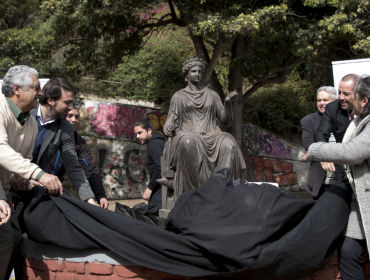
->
[28,84,42,93]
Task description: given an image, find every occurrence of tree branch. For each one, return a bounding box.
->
[243,74,287,103]
[202,34,225,86]
[167,0,177,19]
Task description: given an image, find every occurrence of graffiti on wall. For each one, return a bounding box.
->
[242,124,259,155]
[250,156,297,187]
[148,111,168,137]
[242,123,292,159]
[89,103,168,140]
[257,132,292,159]
[97,139,149,199]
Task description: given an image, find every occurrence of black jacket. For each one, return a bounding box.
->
[30,108,94,201]
[314,99,351,143]
[51,131,107,202]
[313,99,351,183]
[301,111,326,196]
[146,133,165,192]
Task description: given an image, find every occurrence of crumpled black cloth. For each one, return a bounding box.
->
[115,202,167,228]
[23,171,351,279]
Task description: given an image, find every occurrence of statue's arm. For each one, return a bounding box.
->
[163,93,177,136]
[215,90,237,127]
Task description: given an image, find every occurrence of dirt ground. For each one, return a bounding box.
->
[107,199,147,212]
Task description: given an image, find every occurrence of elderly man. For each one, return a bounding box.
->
[301,86,337,199]
[0,65,63,279]
[50,104,109,208]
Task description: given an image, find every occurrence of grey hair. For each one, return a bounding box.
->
[317,86,337,101]
[1,65,38,97]
[72,103,79,110]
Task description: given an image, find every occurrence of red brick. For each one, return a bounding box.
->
[141,267,184,280]
[44,259,65,272]
[86,262,113,275]
[25,257,34,267]
[83,276,126,280]
[114,265,141,278]
[33,259,48,271]
[38,270,56,280]
[55,272,76,280]
[25,267,38,280]
[65,261,86,273]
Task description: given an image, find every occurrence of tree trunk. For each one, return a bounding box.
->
[229,36,256,182]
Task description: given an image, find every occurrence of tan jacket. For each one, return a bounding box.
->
[0,95,43,200]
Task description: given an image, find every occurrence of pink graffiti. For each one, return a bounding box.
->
[258,132,292,159]
[91,104,145,139]
[87,106,95,114]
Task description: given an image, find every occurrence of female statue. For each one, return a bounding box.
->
[159,57,246,203]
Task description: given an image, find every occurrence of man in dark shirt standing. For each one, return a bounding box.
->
[134,117,165,215]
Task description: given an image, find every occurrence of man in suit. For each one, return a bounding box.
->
[51,104,109,208]
[301,86,337,199]
[314,74,360,176]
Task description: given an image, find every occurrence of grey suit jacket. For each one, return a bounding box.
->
[301,111,326,196]
[30,108,95,201]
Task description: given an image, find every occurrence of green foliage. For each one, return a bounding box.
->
[0,0,40,30]
[245,68,317,135]
[75,26,196,106]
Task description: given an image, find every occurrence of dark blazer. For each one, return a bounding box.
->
[314,99,350,143]
[51,131,107,202]
[313,99,351,183]
[301,111,326,196]
[30,108,95,201]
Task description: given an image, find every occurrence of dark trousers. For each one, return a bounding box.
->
[313,184,331,200]
[0,194,22,280]
[339,236,367,280]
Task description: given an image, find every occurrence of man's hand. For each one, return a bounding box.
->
[301,151,309,161]
[86,198,99,206]
[27,179,44,191]
[0,200,11,225]
[321,162,336,173]
[99,198,109,209]
[143,188,152,201]
[39,173,63,196]
[10,174,27,191]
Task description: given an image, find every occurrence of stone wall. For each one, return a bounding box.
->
[242,122,310,192]
[64,94,310,200]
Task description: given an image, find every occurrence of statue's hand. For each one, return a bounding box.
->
[225,90,238,102]
[164,123,174,137]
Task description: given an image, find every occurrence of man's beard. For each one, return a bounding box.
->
[51,103,66,119]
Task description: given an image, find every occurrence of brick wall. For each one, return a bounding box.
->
[23,257,204,280]
[23,254,370,280]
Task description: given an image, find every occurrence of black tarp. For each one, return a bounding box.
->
[23,170,351,279]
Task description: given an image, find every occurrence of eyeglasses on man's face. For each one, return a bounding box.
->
[28,84,42,93]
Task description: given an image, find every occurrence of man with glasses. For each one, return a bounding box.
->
[0,65,63,279]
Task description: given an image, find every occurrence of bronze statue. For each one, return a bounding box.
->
[158,57,246,214]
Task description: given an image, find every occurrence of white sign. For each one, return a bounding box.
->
[332,58,370,90]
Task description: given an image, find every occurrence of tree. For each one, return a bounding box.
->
[2,0,370,145]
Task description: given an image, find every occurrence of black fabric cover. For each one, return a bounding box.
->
[23,172,351,279]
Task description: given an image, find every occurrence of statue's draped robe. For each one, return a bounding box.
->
[163,87,246,201]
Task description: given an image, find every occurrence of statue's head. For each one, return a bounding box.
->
[182,57,207,82]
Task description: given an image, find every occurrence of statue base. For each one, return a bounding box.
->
[159,209,170,219]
